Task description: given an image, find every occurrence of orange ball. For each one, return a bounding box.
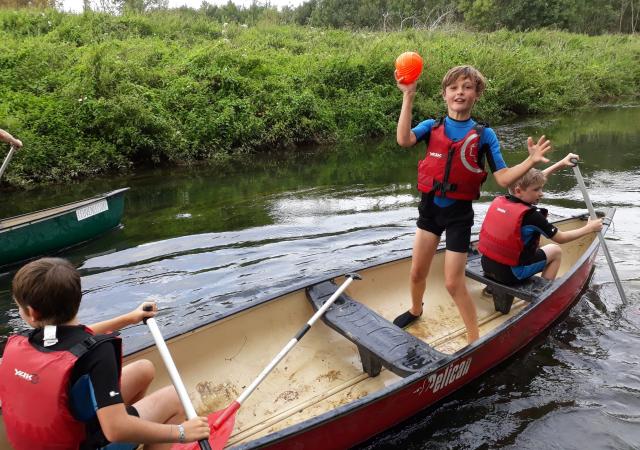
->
[395,51,424,84]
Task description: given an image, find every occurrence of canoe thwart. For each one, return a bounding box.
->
[465,256,551,313]
[306,280,448,378]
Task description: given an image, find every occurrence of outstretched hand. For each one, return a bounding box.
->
[128,300,157,324]
[527,135,552,164]
[587,217,604,233]
[560,152,579,168]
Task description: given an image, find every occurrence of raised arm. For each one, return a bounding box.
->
[89,301,156,334]
[396,77,418,147]
[493,135,552,187]
[542,153,579,178]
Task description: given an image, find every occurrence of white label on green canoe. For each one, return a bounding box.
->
[76,200,109,221]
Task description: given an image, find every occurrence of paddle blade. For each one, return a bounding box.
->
[171,402,239,450]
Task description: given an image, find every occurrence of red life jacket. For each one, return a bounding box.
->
[417,119,488,200]
[0,327,121,450]
[478,195,537,266]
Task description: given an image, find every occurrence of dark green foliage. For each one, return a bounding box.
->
[0,9,638,186]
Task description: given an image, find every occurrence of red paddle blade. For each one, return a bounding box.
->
[171,402,240,450]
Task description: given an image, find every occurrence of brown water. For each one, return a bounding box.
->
[1,105,639,449]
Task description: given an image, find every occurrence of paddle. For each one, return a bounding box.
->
[0,145,17,182]
[570,157,627,304]
[206,273,362,450]
[142,309,213,450]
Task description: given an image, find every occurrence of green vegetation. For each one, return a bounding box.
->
[0,9,639,186]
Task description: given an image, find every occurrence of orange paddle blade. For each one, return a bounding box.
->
[171,402,239,450]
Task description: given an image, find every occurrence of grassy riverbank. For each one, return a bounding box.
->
[1,9,639,186]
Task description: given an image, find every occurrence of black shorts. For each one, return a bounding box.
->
[416,192,474,253]
[481,249,547,285]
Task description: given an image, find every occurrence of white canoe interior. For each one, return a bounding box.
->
[119,217,596,447]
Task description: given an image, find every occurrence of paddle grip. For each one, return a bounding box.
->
[142,304,153,324]
[570,157,579,166]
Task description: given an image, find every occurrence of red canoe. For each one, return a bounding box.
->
[0,209,613,449]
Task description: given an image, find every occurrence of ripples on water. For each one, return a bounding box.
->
[0,107,638,449]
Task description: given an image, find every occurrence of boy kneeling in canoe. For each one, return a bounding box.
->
[0,257,209,450]
[395,64,552,343]
[478,154,603,285]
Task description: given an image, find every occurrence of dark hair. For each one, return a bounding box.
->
[12,258,81,325]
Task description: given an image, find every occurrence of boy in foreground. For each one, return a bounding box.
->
[0,257,210,450]
[478,154,603,285]
[395,64,552,343]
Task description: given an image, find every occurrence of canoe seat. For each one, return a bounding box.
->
[465,255,551,314]
[306,280,448,378]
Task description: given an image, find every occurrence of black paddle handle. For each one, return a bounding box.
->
[142,304,153,324]
[141,304,212,450]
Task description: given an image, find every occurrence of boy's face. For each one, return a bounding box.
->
[515,183,545,205]
[443,76,478,118]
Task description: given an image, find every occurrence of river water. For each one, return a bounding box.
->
[1,106,639,449]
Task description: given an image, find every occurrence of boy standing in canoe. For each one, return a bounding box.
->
[0,257,209,450]
[395,64,552,343]
[478,154,603,285]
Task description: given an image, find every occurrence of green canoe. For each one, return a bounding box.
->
[0,188,129,269]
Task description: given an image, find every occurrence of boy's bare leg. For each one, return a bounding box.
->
[134,386,185,450]
[120,360,155,404]
[409,229,441,315]
[444,250,479,343]
[541,244,562,280]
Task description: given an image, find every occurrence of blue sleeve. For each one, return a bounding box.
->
[412,119,436,143]
[481,127,507,172]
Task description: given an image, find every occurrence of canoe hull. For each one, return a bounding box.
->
[238,224,599,449]
[0,188,128,269]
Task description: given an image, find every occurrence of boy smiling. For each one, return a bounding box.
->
[395,65,552,343]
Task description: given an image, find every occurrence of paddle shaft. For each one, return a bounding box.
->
[213,273,361,429]
[570,159,627,303]
[145,316,212,450]
[0,145,16,182]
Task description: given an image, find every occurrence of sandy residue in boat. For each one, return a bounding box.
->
[316,369,342,382]
[275,390,300,403]
[194,380,239,414]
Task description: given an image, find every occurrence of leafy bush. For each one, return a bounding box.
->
[0,10,638,186]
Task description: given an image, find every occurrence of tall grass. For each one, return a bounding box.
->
[1,9,638,185]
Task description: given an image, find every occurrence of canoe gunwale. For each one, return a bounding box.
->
[231,207,614,449]
[0,187,130,232]
[125,209,610,357]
